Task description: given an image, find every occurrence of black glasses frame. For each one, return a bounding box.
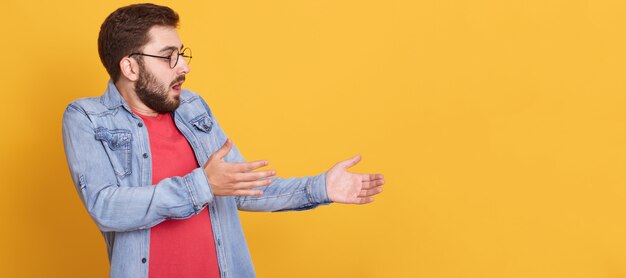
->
[128,47,192,68]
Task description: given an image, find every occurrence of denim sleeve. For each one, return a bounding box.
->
[236,173,332,212]
[198,98,332,212]
[62,105,214,232]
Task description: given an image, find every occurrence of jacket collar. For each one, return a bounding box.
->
[101,80,132,111]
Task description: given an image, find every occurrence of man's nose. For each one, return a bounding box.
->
[176,57,190,74]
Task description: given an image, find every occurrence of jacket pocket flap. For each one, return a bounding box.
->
[190,114,213,133]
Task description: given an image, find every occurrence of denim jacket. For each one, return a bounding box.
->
[62,80,331,278]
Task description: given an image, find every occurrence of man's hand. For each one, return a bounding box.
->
[203,139,275,196]
[326,155,385,204]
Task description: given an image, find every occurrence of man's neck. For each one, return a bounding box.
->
[115,80,159,117]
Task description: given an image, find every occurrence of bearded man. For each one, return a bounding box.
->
[62,3,385,278]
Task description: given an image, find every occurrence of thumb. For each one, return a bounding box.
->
[214,138,233,160]
[338,154,361,169]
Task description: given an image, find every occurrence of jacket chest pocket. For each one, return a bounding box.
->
[191,114,213,133]
[95,127,132,177]
[189,114,218,154]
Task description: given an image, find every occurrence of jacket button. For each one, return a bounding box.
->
[143,153,148,159]
[138,122,144,127]
[141,258,147,263]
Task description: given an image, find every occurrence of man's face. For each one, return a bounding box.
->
[133,26,190,113]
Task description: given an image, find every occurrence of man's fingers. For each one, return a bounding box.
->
[337,154,361,169]
[233,179,273,189]
[232,189,264,196]
[213,138,233,159]
[362,179,385,189]
[235,170,276,182]
[362,173,384,182]
[232,160,269,172]
[358,187,383,198]
[357,197,374,204]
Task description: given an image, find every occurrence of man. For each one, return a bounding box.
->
[62,3,385,278]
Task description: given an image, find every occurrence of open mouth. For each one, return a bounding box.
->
[171,81,183,91]
[171,75,186,92]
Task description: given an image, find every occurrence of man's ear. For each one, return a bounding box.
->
[120,57,139,82]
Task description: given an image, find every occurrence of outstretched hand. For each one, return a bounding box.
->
[326,155,385,204]
[203,139,275,196]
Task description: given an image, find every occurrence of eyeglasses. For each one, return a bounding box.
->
[128,47,192,68]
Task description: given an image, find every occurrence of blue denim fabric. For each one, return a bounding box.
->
[62,80,331,278]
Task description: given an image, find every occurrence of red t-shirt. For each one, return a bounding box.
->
[137,112,220,278]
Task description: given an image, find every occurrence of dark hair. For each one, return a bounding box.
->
[98,3,179,82]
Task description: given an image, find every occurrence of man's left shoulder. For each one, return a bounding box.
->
[179,88,204,104]
[178,88,213,115]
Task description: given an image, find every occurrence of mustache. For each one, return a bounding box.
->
[170,75,186,87]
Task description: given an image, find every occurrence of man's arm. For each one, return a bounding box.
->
[62,104,213,232]
[202,117,331,212]
[203,104,384,212]
[63,103,275,232]
[233,151,384,212]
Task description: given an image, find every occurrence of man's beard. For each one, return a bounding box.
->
[135,63,185,113]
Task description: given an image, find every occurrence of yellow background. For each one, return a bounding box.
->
[1,0,625,277]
